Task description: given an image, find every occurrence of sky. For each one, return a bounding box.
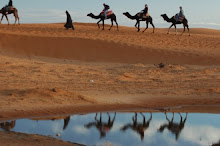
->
[0,0,220,29]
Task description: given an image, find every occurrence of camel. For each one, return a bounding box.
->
[0,6,20,25]
[123,12,155,33]
[84,112,116,139]
[121,112,152,141]
[161,14,190,36]
[158,112,188,140]
[0,121,16,131]
[87,13,119,31]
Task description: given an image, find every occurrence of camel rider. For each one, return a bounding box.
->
[176,6,185,22]
[8,0,13,7]
[103,3,110,19]
[6,0,13,13]
[140,4,149,18]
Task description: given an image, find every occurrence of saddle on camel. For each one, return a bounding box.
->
[3,5,15,14]
[100,10,114,17]
[175,14,185,22]
[137,12,150,19]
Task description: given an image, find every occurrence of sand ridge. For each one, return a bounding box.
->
[0,23,219,65]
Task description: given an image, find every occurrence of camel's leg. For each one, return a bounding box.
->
[14,17,17,24]
[5,15,9,25]
[18,16,20,25]
[186,24,190,36]
[171,112,174,122]
[97,20,102,29]
[135,21,138,29]
[109,19,113,30]
[182,25,186,35]
[137,21,140,32]
[151,22,155,33]
[114,20,119,31]
[168,24,174,34]
[14,12,19,25]
[178,113,183,121]
[174,24,177,35]
[0,15,4,24]
[14,13,17,24]
[165,113,170,122]
[16,13,20,25]
[95,113,98,120]
[143,21,149,32]
[102,20,104,30]
[184,113,188,123]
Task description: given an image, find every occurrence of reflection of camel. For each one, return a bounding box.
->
[84,112,116,139]
[158,112,188,140]
[121,112,152,141]
[0,121,16,131]
[50,116,71,131]
[63,116,70,130]
[32,116,71,131]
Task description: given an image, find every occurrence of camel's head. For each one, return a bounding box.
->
[161,14,168,20]
[123,12,129,16]
[87,13,92,17]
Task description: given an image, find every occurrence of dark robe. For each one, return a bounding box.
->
[64,11,74,30]
[8,0,13,6]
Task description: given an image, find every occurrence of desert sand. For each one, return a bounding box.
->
[0,23,219,144]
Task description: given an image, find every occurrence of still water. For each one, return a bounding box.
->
[1,112,220,146]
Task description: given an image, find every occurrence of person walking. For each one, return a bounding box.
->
[64,11,75,30]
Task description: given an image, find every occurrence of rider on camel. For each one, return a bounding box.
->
[6,0,13,13]
[176,6,185,22]
[140,4,149,18]
[102,3,110,19]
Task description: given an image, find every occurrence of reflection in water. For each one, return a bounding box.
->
[158,112,187,140]
[63,116,70,130]
[0,112,220,146]
[121,112,152,141]
[84,112,116,138]
[0,121,16,131]
[212,141,220,146]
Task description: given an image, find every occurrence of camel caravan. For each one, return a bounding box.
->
[0,1,190,35]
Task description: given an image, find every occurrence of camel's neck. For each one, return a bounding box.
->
[125,13,136,20]
[90,14,100,19]
[163,16,172,22]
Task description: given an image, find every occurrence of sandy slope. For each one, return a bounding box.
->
[0,131,83,146]
[0,23,219,119]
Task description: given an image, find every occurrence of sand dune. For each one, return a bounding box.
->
[0,23,219,121]
[0,23,219,65]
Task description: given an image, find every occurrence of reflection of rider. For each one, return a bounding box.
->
[103,3,110,19]
[140,4,148,18]
[176,6,185,22]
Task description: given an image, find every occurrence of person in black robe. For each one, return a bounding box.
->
[8,0,13,6]
[64,11,75,30]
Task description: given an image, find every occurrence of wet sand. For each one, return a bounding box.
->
[0,23,219,144]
